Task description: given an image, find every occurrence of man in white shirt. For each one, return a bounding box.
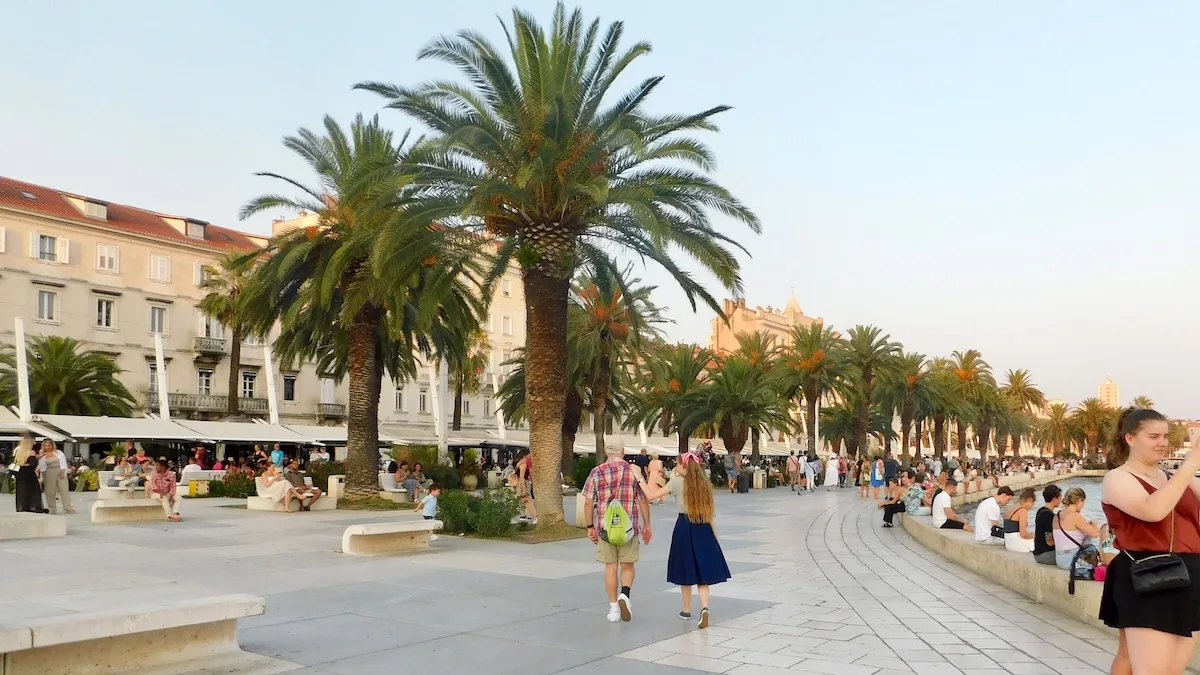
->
[973,486,1013,543]
[180,457,203,481]
[931,480,972,531]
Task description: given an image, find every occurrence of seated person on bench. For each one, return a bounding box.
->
[284,458,323,511]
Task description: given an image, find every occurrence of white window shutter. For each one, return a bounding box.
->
[0,226,6,253]
[112,247,119,273]
[194,262,203,285]
[58,238,70,264]
[29,232,39,259]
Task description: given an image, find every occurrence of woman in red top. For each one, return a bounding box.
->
[1100,408,1200,675]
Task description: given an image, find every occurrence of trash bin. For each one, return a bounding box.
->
[752,470,766,490]
[737,472,751,493]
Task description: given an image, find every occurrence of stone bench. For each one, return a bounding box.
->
[247,476,336,512]
[0,594,270,675]
[96,485,146,500]
[341,519,442,555]
[378,472,411,503]
[91,499,166,523]
[0,513,67,540]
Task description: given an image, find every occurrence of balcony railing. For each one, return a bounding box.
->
[192,336,228,354]
[149,392,268,414]
[318,402,347,418]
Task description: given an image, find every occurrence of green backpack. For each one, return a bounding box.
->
[601,496,634,546]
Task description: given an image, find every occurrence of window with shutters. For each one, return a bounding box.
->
[241,371,256,399]
[148,365,158,393]
[95,297,116,329]
[36,289,58,321]
[484,397,492,417]
[502,316,512,335]
[197,368,214,396]
[462,399,471,416]
[394,387,405,411]
[96,244,119,272]
[149,305,168,335]
[283,375,296,401]
[149,254,171,282]
[419,388,428,413]
[502,279,511,297]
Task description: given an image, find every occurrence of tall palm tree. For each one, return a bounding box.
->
[680,355,791,460]
[733,331,783,464]
[783,322,848,457]
[999,368,1045,457]
[448,329,491,431]
[924,357,960,460]
[1071,397,1112,465]
[877,352,936,465]
[949,349,994,461]
[1168,422,1188,453]
[819,403,857,457]
[843,326,900,458]
[1131,395,1155,409]
[624,342,713,454]
[571,264,665,454]
[1034,401,1074,457]
[497,345,590,473]
[198,253,255,416]
[0,336,136,416]
[239,115,485,499]
[359,4,759,526]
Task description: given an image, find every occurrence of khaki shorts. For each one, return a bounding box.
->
[596,537,640,564]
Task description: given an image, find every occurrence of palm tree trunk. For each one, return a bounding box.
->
[900,408,913,465]
[806,392,819,456]
[562,391,583,476]
[956,419,968,462]
[933,415,946,460]
[522,267,569,527]
[678,433,690,455]
[592,351,610,456]
[855,399,870,459]
[750,427,761,466]
[452,371,464,431]
[344,309,381,500]
[227,327,242,415]
[1011,433,1021,457]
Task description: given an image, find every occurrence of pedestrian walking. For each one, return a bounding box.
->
[583,443,652,623]
[871,457,885,500]
[38,439,74,515]
[639,451,730,628]
[13,435,45,513]
[786,452,800,492]
[823,453,838,491]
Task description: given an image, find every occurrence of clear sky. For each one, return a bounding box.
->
[2,1,1198,416]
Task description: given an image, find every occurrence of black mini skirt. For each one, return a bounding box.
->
[1099,551,1200,637]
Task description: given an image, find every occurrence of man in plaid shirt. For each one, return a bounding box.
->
[583,442,651,623]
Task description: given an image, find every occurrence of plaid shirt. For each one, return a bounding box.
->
[583,460,646,536]
[147,470,177,496]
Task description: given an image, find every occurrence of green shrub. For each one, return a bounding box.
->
[208,473,258,498]
[473,490,520,537]
[79,468,100,491]
[425,464,461,490]
[304,460,345,492]
[436,490,475,534]
[393,445,438,469]
[570,455,597,492]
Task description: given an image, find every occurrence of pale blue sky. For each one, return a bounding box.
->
[2,2,1198,416]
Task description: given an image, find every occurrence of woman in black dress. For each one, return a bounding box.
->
[13,436,45,513]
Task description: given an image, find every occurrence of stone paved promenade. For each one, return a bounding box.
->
[0,484,1134,674]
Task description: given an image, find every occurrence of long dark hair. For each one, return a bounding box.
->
[1108,407,1167,468]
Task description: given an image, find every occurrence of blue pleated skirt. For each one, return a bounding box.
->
[667,513,732,587]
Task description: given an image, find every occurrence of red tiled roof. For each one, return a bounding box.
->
[0,176,261,253]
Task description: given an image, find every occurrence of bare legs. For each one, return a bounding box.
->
[1117,627,1195,675]
[604,563,636,602]
[680,584,711,615]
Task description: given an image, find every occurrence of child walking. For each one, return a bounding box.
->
[638,451,730,628]
[414,484,442,541]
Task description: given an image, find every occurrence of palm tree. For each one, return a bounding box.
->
[783,322,848,457]
[681,355,791,460]
[1131,395,1155,409]
[843,326,900,458]
[358,4,758,526]
[239,115,485,499]
[733,331,783,465]
[877,352,936,465]
[571,264,665,454]
[1035,402,1074,457]
[0,336,136,415]
[497,345,589,473]
[1071,397,1112,465]
[819,403,857,457]
[448,330,491,431]
[949,349,994,461]
[924,358,960,460]
[625,342,713,454]
[1168,422,1188,453]
[999,368,1045,457]
[198,253,255,416]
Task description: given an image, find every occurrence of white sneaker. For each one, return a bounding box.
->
[617,593,632,622]
[606,605,621,623]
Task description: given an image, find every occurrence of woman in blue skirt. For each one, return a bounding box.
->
[639,450,730,628]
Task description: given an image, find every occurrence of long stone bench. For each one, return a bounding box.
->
[0,594,272,675]
[0,513,66,540]
[341,519,442,555]
[91,499,167,523]
[247,476,336,512]
[378,472,411,503]
[901,497,1200,671]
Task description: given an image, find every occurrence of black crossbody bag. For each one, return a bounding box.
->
[1125,511,1190,596]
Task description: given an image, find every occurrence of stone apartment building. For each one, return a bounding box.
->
[0,177,524,434]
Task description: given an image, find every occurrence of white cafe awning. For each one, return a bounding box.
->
[30,413,198,442]
[281,424,405,446]
[0,408,69,442]
[174,420,313,444]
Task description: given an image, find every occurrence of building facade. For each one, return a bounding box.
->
[708,294,819,354]
[0,177,526,433]
[1098,377,1120,409]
